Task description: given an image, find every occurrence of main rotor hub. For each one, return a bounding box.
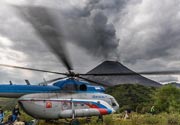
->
[67,71,79,78]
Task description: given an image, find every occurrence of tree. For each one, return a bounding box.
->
[152,85,180,113]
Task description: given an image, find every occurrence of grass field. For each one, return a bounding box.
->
[16,112,180,125]
[1,107,180,125]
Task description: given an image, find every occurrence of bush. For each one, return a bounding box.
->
[167,113,180,125]
[104,115,114,125]
[142,114,159,125]
[131,113,142,125]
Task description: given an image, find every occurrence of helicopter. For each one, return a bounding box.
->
[0,5,180,125]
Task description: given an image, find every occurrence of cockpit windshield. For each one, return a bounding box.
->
[110,98,117,106]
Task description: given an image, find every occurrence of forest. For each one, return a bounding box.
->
[106,84,180,114]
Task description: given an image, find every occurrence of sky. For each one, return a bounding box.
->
[0,0,180,84]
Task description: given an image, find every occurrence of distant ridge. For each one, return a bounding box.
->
[86,61,161,87]
[168,82,180,88]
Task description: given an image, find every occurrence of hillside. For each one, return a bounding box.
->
[86,61,161,87]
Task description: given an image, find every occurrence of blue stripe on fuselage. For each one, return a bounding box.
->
[0,85,60,93]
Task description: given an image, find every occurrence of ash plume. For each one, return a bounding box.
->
[62,10,120,58]
[60,0,121,59]
[15,0,121,60]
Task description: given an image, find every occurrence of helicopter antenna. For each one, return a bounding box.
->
[9,81,13,85]
[25,80,31,85]
[43,78,47,86]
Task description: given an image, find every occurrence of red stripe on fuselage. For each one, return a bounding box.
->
[86,103,108,115]
[97,108,108,115]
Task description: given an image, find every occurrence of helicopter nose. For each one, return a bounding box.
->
[18,100,27,113]
[18,95,45,119]
[18,98,49,119]
[18,98,35,117]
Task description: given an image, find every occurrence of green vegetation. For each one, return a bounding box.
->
[0,98,17,110]
[153,84,180,113]
[106,84,180,114]
[106,84,156,113]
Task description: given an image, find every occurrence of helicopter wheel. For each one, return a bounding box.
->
[70,119,80,125]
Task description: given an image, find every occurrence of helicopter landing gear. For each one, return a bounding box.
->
[69,98,80,125]
[70,119,80,125]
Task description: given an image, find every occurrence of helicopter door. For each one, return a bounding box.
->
[60,100,74,118]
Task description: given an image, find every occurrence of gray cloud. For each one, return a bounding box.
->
[148,75,178,83]
[117,0,180,65]
[61,10,119,58]
[57,0,129,59]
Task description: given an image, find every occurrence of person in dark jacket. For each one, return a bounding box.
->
[12,105,21,122]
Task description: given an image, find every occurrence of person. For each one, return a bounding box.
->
[3,114,14,125]
[97,115,103,123]
[13,117,25,125]
[86,117,91,124]
[124,110,129,119]
[12,105,21,122]
[96,101,103,123]
[0,109,4,123]
[150,106,155,115]
[124,109,131,119]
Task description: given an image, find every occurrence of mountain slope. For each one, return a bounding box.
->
[86,61,161,87]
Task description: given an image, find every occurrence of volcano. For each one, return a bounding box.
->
[86,61,161,87]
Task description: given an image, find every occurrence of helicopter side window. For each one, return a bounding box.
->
[79,84,87,91]
[62,83,78,91]
[81,103,84,107]
[74,103,77,107]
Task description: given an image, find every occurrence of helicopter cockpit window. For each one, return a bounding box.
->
[62,83,78,91]
[79,84,87,91]
[110,98,117,106]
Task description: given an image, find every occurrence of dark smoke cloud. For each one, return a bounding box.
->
[61,10,119,58]
[15,0,121,59]
[59,0,127,59]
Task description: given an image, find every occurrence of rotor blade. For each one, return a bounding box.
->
[78,76,110,87]
[0,64,67,75]
[79,70,180,76]
[15,6,73,71]
[38,77,67,85]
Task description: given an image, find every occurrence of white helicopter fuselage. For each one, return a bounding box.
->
[18,92,119,119]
